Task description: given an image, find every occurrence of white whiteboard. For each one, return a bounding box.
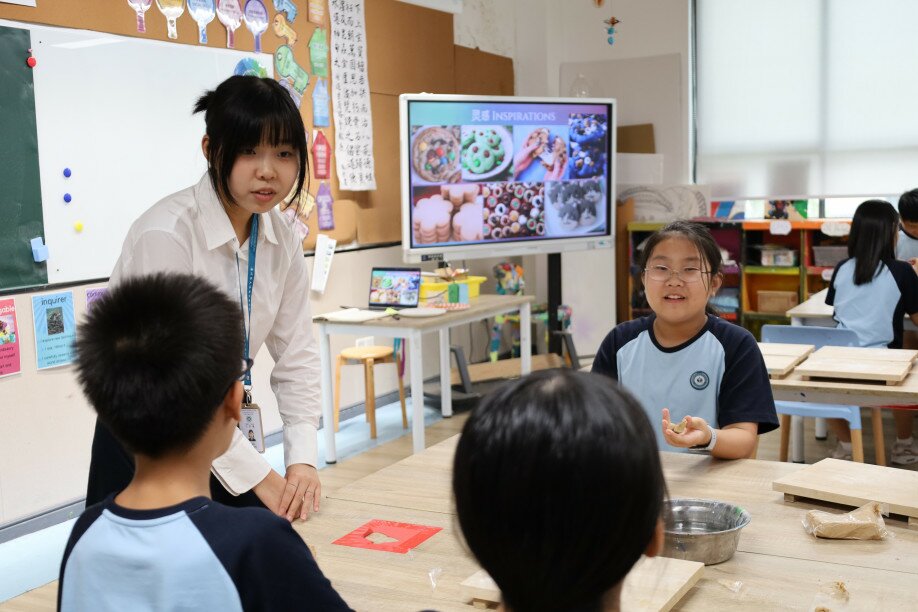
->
[0,20,273,284]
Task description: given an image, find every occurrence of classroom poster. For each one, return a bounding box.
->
[328,0,377,190]
[0,299,21,378]
[31,291,76,370]
[85,288,108,312]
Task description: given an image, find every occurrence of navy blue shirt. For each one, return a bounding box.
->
[59,496,352,611]
[826,258,918,348]
[592,315,778,451]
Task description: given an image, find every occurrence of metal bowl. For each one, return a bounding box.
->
[661,498,751,565]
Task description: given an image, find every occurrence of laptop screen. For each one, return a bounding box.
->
[368,268,422,309]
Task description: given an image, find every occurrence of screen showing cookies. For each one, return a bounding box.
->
[405,99,612,250]
[368,268,421,307]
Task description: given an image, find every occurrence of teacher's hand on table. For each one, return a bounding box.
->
[661,407,712,449]
[281,463,321,521]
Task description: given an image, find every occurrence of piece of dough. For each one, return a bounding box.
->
[669,417,688,434]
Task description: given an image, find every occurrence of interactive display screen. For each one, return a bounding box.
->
[401,96,615,261]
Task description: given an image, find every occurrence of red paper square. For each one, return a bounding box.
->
[332,519,442,554]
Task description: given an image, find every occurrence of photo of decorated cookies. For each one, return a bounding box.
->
[481,182,546,241]
[512,125,569,182]
[411,185,486,245]
[567,114,608,180]
[411,125,462,184]
[544,178,607,236]
[460,126,513,182]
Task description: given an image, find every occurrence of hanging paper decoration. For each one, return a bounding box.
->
[187,0,216,44]
[278,78,303,107]
[272,13,297,45]
[216,0,244,48]
[308,0,325,25]
[274,45,310,93]
[312,130,331,179]
[156,0,185,39]
[604,16,620,46]
[234,57,268,77]
[273,0,299,22]
[315,181,335,231]
[243,0,269,53]
[312,78,330,127]
[127,0,154,33]
[308,28,328,78]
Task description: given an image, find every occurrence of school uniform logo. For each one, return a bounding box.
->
[690,371,709,390]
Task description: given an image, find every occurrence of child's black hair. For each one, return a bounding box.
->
[194,75,309,211]
[639,220,723,315]
[453,369,664,612]
[75,273,243,458]
[898,188,918,223]
[849,199,898,286]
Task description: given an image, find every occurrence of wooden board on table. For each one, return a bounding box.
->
[812,346,918,363]
[758,343,815,357]
[450,353,565,386]
[794,357,911,385]
[461,556,703,612]
[773,458,918,524]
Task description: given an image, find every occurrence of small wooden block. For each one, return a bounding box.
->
[813,346,918,363]
[784,493,797,503]
[793,357,911,385]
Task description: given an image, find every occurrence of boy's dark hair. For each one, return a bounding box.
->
[639,220,723,315]
[75,273,243,458]
[194,75,309,210]
[849,199,898,285]
[453,370,664,612]
[898,188,918,223]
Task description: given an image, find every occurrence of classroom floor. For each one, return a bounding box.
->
[2,397,915,610]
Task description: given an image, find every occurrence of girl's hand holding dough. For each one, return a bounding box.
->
[661,407,713,449]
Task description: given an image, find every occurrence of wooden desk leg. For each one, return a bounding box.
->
[439,328,452,418]
[520,301,532,375]
[850,428,865,463]
[872,408,886,466]
[365,358,376,439]
[318,325,337,464]
[779,414,791,462]
[409,331,426,454]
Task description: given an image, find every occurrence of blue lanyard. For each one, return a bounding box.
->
[235,215,259,391]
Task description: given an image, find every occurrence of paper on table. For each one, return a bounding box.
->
[313,308,390,323]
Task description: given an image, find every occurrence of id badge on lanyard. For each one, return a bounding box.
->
[238,215,265,453]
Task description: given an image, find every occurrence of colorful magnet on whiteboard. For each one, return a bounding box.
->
[273,0,298,23]
[63,168,72,178]
[187,0,216,45]
[243,0,269,53]
[26,56,37,68]
[216,0,244,48]
[74,222,84,233]
[30,237,48,263]
[155,0,185,40]
[64,193,72,203]
[274,45,309,93]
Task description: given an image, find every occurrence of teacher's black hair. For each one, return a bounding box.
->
[74,273,243,458]
[194,75,309,211]
[453,369,665,612]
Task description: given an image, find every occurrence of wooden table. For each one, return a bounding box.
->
[314,294,535,461]
[310,435,918,610]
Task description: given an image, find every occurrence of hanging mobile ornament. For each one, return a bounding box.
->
[216,0,244,48]
[243,0,269,53]
[127,0,154,33]
[155,0,185,39]
[187,0,216,44]
[605,16,620,46]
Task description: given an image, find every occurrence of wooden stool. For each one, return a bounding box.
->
[334,345,407,439]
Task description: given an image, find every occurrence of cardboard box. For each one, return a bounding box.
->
[758,290,799,314]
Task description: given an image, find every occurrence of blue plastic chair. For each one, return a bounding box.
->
[761,324,866,463]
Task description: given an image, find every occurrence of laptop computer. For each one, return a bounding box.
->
[368,267,422,310]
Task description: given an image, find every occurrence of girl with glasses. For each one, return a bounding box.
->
[592,221,778,458]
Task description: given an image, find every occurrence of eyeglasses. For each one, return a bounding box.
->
[643,265,709,283]
[238,357,254,381]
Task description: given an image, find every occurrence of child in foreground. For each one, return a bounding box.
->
[453,369,665,612]
[60,273,350,611]
[593,220,778,458]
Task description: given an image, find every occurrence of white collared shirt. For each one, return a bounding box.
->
[110,174,320,495]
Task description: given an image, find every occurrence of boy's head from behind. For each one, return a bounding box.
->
[453,370,665,612]
[75,273,244,459]
[898,188,918,233]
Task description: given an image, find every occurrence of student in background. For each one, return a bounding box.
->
[592,221,778,459]
[88,75,322,521]
[826,199,918,464]
[62,273,350,611]
[895,188,918,462]
[453,369,664,612]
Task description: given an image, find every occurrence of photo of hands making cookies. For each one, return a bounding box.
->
[513,125,569,182]
[568,113,608,180]
[544,178,607,236]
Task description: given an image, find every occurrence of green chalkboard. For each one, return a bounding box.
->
[0,25,47,292]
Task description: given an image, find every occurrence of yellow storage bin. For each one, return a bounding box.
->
[420,276,487,302]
